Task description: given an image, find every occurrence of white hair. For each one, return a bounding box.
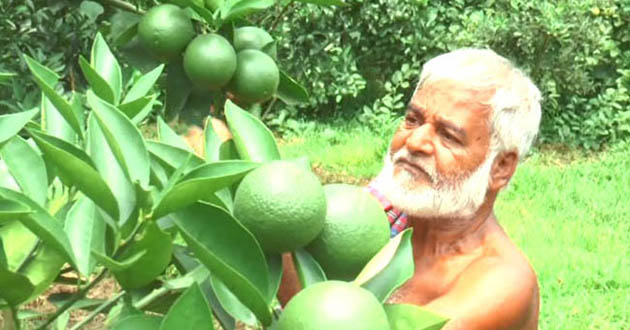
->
[416,48,542,160]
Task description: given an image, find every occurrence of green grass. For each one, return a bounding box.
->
[278,123,630,329]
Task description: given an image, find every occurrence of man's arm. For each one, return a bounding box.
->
[426,259,539,330]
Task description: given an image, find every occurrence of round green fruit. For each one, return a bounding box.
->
[306,184,390,280]
[234,26,277,59]
[233,161,326,253]
[138,4,195,61]
[229,49,280,104]
[183,34,237,91]
[204,0,224,11]
[277,281,391,330]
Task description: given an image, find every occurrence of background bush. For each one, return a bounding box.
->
[272,0,630,149]
[1,0,629,149]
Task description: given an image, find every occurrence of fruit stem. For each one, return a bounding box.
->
[96,0,145,15]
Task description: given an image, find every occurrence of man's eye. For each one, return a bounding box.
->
[441,130,458,143]
[405,115,419,126]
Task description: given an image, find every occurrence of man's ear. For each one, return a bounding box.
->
[490,150,519,191]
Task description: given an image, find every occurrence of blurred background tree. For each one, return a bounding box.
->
[1,0,629,149]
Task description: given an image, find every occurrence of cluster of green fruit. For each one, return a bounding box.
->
[233,160,393,329]
[138,4,279,104]
[233,160,391,280]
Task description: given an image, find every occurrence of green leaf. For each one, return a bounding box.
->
[0,189,77,268]
[266,253,283,302]
[0,72,16,85]
[276,70,309,105]
[119,96,155,122]
[384,304,449,330]
[23,55,83,138]
[210,274,257,326]
[355,229,414,303]
[0,269,34,306]
[87,91,150,188]
[219,140,239,160]
[65,196,107,276]
[21,244,66,302]
[0,136,48,206]
[42,95,76,144]
[203,116,223,162]
[109,222,173,289]
[171,247,237,330]
[79,0,105,21]
[152,161,258,219]
[0,237,6,269]
[294,0,345,5]
[157,116,191,151]
[79,55,116,104]
[0,221,38,271]
[172,203,272,326]
[111,315,163,330]
[28,129,119,219]
[292,248,327,288]
[146,141,205,174]
[190,4,216,27]
[91,33,123,104]
[221,0,275,21]
[87,114,137,225]
[0,108,39,149]
[165,57,192,118]
[160,283,215,330]
[0,199,32,224]
[91,249,147,272]
[123,64,164,104]
[0,159,19,191]
[224,100,280,162]
[163,265,210,290]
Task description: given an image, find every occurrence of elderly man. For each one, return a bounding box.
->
[279,48,542,329]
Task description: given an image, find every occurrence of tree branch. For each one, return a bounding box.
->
[35,270,108,330]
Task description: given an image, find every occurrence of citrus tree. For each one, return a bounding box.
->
[0,1,448,329]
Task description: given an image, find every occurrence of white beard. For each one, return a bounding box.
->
[372,148,496,219]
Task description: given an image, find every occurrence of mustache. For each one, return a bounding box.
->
[391,149,438,183]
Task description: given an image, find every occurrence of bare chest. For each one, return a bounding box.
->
[387,253,481,305]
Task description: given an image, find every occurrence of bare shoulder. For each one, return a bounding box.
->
[428,234,539,329]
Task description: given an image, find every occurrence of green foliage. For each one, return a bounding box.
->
[273,0,630,148]
[0,0,106,113]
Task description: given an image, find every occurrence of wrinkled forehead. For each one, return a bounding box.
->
[411,79,495,119]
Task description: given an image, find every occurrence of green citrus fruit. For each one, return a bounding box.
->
[277,281,391,330]
[233,161,326,253]
[138,4,195,61]
[234,26,277,59]
[228,49,280,104]
[204,0,224,11]
[306,184,390,280]
[183,34,237,91]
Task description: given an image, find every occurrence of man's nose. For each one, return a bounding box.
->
[405,124,435,155]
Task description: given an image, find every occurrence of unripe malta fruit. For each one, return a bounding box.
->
[234,26,277,59]
[229,49,279,104]
[306,184,390,280]
[138,4,194,61]
[233,161,326,253]
[277,281,391,330]
[183,34,237,91]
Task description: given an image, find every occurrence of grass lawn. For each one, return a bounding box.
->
[279,123,630,329]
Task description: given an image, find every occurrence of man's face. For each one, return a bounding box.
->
[376,79,496,219]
